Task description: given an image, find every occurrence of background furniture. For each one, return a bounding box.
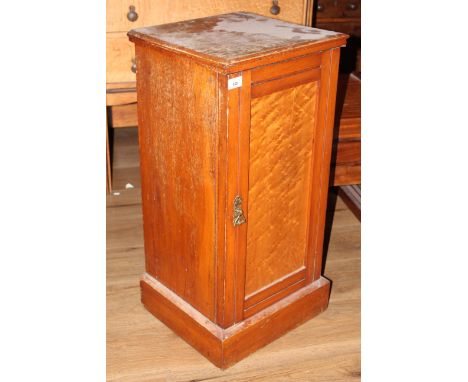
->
[106,0,314,191]
[129,12,347,368]
[314,0,360,73]
[331,72,360,186]
[314,0,361,217]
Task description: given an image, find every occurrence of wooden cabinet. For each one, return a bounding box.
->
[315,0,360,72]
[315,0,360,19]
[106,33,137,83]
[315,0,361,28]
[129,12,347,368]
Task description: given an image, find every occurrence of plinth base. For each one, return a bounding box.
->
[140,273,330,369]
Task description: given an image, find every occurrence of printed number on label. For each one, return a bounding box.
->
[228,76,243,90]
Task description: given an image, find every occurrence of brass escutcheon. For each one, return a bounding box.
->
[233,196,246,227]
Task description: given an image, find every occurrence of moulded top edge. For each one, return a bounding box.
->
[127,12,348,69]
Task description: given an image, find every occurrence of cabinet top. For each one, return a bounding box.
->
[128,12,347,69]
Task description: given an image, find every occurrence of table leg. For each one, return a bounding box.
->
[106,110,112,193]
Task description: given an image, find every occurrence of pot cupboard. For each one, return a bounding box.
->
[128,12,347,368]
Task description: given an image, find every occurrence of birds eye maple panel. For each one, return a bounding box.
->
[128,12,347,369]
[245,79,318,296]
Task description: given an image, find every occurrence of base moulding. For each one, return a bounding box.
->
[141,273,331,369]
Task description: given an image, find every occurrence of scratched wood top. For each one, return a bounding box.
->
[128,12,346,65]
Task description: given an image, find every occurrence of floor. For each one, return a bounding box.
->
[107,129,361,381]
[109,128,141,191]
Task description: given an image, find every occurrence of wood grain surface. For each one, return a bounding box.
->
[331,73,361,186]
[107,188,360,381]
[129,23,347,368]
[128,13,348,73]
[109,103,138,128]
[245,81,318,296]
[140,270,330,369]
[107,32,136,83]
[128,12,343,62]
[135,45,218,320]
[250,53,321,83]
[107,0,309,33]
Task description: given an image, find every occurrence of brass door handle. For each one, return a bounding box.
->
[233,196,246,226]
[131,58,137,73]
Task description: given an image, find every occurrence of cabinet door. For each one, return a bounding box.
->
[225,49,340,321]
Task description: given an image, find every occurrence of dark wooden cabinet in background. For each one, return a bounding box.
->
[315,0,361,192]
[315,0,360,73]
[129,12,347,368]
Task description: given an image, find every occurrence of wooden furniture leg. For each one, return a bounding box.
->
[338,184,361,221]
[106,110,112,193]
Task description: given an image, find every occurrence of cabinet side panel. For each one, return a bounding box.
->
[245,81,319,296]
[135,44,218,320]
